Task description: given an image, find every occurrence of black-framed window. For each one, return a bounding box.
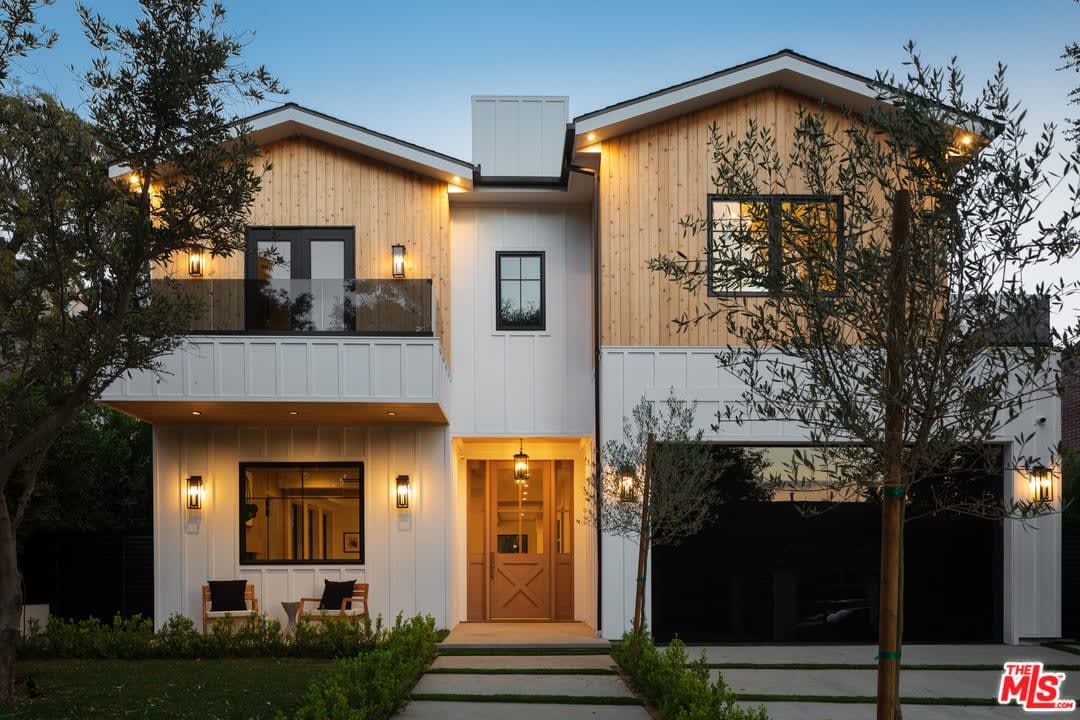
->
[240,462,364,564]
[707,195,843,295]
[496,251,545,331]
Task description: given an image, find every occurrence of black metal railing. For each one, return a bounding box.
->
[152,278,434,335]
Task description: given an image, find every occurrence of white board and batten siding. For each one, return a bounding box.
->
[450,205,593,437]
[471,97,568,178]
[599,347,1063,643]
[103,336,446,405]
[153,423,451,629]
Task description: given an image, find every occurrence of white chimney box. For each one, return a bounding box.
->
[471,96,569,179]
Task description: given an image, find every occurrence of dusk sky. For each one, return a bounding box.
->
[11,0,1080,327]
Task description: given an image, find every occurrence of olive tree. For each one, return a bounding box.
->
[0,0,281,704]
[651,46,1078,718]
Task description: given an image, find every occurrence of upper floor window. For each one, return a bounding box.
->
[708,196,842,295]
[496,251,545,331]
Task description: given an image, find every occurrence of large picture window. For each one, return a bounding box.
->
[496,252,545,331]
[708,195,842,295]
[240,463,364,564]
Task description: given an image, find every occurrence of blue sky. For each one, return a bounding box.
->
[11,0,1080,326]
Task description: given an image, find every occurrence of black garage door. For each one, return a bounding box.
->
[652,446,1003,644]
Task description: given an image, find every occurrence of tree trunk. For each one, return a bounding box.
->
[0,473,22,707]
[632,433,655,634]
[878,189,911,720]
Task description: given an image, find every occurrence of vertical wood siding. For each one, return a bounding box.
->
[154,137,453,364]
[599,88,854,347]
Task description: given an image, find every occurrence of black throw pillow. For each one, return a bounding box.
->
[319,579,356,611]
[208,580,248,612]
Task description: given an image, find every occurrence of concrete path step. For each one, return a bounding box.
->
[398,701,651,719]
[431,654,616,671]
[718,668,1005,699]
[749,701,1030,719]
[413,672,633,698]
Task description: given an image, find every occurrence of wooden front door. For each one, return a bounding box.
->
[489,460,551,620]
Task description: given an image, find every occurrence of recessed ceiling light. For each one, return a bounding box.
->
[452,176,461,184]
[191,410,202,416]
[587,133,597,142]
[960,134,973,146]
[386,411,397,417]
[288,410,300,416]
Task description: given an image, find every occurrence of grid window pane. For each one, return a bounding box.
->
[709,197,840,295]
[497,252,544,330]
[521,256,541,280]
[500,256,520,280]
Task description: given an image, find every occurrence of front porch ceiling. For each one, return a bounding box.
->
[100,400,448,426]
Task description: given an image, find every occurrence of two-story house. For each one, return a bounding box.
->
[101,50,1062,645]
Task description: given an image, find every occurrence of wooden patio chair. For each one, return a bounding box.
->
[201,582,259,633]
[298,582,369,623]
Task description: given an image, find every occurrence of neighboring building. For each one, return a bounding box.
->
[100,50,1062,644]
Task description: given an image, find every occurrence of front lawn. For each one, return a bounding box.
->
[4,658,334,719]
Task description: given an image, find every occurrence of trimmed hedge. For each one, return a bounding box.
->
[18,612,387,659]
[612,632,768,720]
[283,614,439,720]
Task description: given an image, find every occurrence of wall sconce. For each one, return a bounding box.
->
[513,439,529,485]
[618,467,636,504]
[391,244,406,278]
[396,475,411,509]
[188,247,206,277]
[186,475,205,510]
[1030,465,1053,502]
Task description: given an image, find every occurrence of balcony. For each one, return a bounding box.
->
[154,278,433,335]
[100,278,448,425]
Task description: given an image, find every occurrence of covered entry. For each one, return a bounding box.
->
[466,459,575,620]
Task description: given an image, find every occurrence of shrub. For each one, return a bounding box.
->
[17,612,396,660]
[284,613,439,720]
[612,631,768,720]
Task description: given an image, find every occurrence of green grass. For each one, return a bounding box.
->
[2,658,334,719]
[410,693,642,705]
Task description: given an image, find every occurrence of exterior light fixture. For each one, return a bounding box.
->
[396,475,411,509]
[960,134,973,146]
[1031,465,1053,502]
[391,244,406,278]
[186,476,205,510]
[618,467,636,504]
[514,439,529,485]
[188,247,205,277]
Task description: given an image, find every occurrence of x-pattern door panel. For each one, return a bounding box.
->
[489,460,551,620]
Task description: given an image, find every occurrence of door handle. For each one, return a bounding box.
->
[490,552,495,580]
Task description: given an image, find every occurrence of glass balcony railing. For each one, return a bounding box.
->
[152,278,434,335]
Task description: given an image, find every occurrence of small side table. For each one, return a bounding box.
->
[281,601,300,636]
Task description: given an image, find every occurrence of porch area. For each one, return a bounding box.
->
[440,621,608,648]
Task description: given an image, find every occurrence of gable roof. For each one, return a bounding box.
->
[574,49,900,147]
[111,103,476,189]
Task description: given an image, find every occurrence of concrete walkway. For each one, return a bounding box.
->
[400,650,650,720]
[398,636,1080,719]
